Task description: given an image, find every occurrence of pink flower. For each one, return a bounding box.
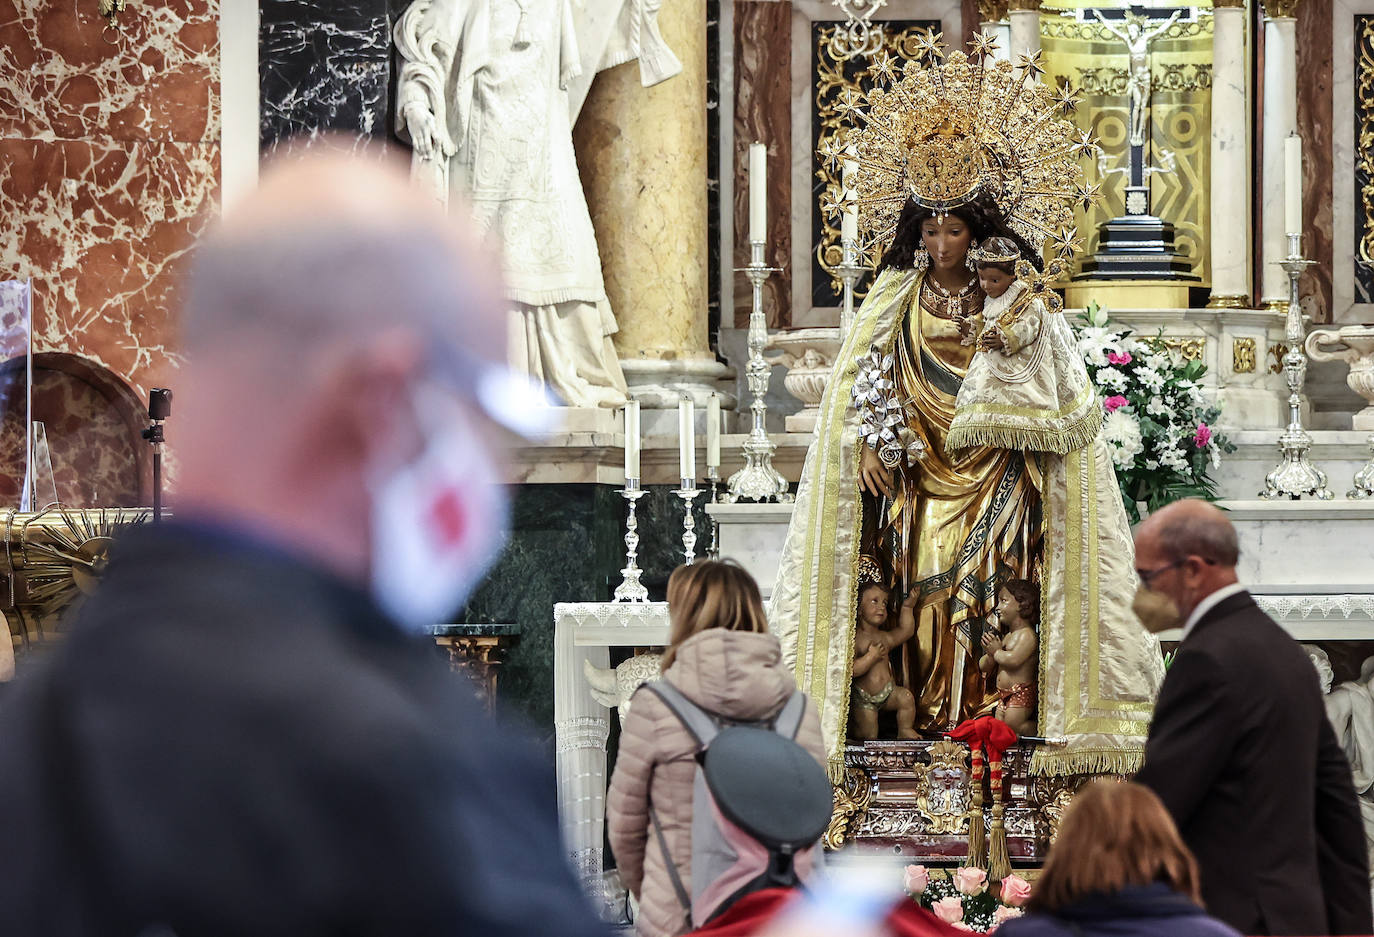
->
[933,896,965,924]
[1103,394,1129,413]
[993,906,1025,928]
[904,864,930,895]
[952,924,975,932]
[1193,423,1212,447]
[952,866,988,896]
[1107,351,1133,365]
[1000,874,1032,907]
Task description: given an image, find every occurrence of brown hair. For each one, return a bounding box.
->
[661,560,769,669]
[1029,781,1202,913]
[974,235,1022,276]
[1001,579,1039,629]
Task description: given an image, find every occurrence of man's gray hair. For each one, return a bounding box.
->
[1153,508,1241,567]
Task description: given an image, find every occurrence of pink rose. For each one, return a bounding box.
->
[993,906,1025,928]
[903,864,930,895]
[1193,423,1212,447]
[1107,351,1133,365]
[1000,874,1032,907]
[952,866,988,896]
[933,896,965,924]
[952,924,975,932]
[1103,395,1128,412]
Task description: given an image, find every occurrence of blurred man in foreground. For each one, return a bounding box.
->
[0,146,606,937]
[1133,499,1370,935]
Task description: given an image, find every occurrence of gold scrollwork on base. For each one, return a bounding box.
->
[1356,17,1374,295]
[824,765,874,850]
[1233,338,1257,374]
[917,739,972,835]
[1145,336,1206,362]
[1269,342,1291,375]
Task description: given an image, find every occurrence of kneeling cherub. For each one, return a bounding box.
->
[851,556,919,740]
[978,579,1039,736]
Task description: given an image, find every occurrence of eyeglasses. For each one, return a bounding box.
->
[1136,556,1216,586]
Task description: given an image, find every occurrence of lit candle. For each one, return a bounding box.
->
[678,397,696,481]
[624,399,640,481]
[1284,133,1303,236]
[842,153,858,243]
[706,393,721,469]
[749,142,767,243]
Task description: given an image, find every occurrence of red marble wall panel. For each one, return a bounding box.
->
[1297,0,1333,324]
[0,0,219,398]
[734,1,792,328]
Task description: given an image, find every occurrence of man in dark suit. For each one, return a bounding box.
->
[1134,499,1371,935]
[0,147,607,937]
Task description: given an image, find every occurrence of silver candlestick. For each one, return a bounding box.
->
[1350,436,1374,499]
[1260,233,1333,500]
[726,240,792,503]
[705,466,721,559]
[613,481,650,601]
[836,234,866,341]
[676,478,702,565]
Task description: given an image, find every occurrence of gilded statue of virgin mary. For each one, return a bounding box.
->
[771,36,1163,779]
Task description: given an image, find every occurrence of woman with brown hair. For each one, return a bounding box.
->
[997,781,1240,937]
[607,561,827,937]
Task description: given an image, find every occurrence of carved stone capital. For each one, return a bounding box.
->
[977,0,1010,22]
[1006,0,1042,11]
[1211,0,1247,7]
[1262,0,1301,18]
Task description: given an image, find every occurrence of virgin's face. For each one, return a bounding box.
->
[920,215,974,273]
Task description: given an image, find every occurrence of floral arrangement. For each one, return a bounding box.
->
[1075,302,1235,522]
[904,865,1031,933]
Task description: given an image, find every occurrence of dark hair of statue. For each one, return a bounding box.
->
[974,235,1023,277]
[878,197,1044,274]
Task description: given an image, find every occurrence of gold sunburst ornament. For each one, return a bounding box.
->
[839,32,1100,264]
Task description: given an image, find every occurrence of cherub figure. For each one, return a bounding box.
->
[978,579,1039,737]
[851,557,919,740]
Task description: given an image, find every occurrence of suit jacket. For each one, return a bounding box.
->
[0,521,608,937]
[1137,590,1371,936]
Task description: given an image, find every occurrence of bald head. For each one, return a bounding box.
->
[1134,499,1240,569]
[183,142,505,373]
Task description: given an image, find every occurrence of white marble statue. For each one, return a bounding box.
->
[1323,654,1374,897]
[394,0,680,409]
[1093,9,1182,148]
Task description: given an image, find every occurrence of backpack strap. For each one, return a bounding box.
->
[647,803,694,931]
[773,690,806,740]
[639,679,720,747]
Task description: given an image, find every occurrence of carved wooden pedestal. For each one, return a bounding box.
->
[827,739,1097,864]
[432,623,520,712]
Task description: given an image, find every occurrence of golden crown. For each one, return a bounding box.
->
[822,32,1101,263]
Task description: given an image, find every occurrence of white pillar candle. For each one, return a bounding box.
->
[624,399,640,480]
[842,155,859,243]
[1284,133,1303,236]
[678,397,696,481]
[749,142,766,243]
[706,393,721,468]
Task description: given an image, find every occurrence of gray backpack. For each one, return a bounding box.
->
[639,680,833,930]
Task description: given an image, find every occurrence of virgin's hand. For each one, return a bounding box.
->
[860,446,894,498]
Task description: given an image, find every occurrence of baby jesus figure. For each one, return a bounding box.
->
[978,579,1039,737]
[851,557,919,740]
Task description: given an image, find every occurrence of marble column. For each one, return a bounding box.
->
[1008,0,1041,61]
[575,0,727,422]
[1208,0,1250,308]
[978,0,1011,61]
[1260,0,1300,310]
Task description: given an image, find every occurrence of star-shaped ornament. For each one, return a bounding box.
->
[1016,50,1046,81]
[869,50,900,85]
[1074,127,1100,156]
[1076,180,1103,210]
[970,30,1000,62]
[915,29,946,63]
[1052,226,1084,258]
[1054,83,1080,115]
[818,137,842,174]
[836,88,866,121]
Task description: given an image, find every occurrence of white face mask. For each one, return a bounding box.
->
[368,396,509,634]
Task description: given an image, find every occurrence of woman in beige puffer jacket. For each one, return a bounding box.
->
[606,561,826,937]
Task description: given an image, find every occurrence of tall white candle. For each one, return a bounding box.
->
[1284,133,1303,236]
[678,397,696,481]
[706,393,721,468]
[749,142,767,243]
[624,399,640,480]
[842,155,859,243]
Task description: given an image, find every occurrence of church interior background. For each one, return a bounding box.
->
[4,0,1374,912]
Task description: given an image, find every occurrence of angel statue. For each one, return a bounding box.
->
[770,36,1163,780]
[393,0,681,409]
[1093,9,1182,148]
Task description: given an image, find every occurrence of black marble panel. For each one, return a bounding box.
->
[259,0,392,152]
[460,483,716,740]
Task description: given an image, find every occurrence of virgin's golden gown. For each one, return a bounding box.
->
[868,281,1041,730]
